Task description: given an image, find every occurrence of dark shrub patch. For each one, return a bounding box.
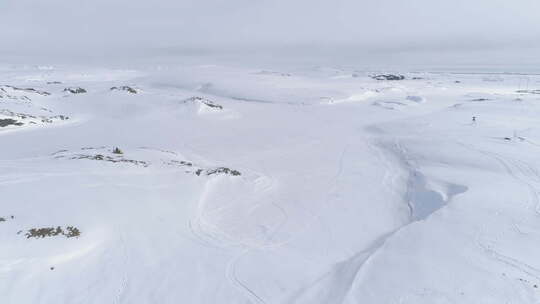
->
[0,118,23,127]
[371,74,405,81]
[64,87,87,94]
[197,167,241,176]
[184,96,223,109]
[25,226,81,239]
[111,86,138,94]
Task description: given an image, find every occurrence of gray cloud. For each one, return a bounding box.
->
[2,0,540,63]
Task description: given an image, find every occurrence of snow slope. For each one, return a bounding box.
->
[1,64,540,303]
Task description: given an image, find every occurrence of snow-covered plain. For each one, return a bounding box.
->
[2,64,540,303]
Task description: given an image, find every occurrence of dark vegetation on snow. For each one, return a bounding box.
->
[183,96,223,109]
[0,93,31,101]
[256,70,292,77]
[510,274,540,290]
[73,154,149,167]
[26,226,81,239]
[0,109,69,127]
[516,89,540,95]
[196,167,241,176]
[64,87,87,94]
[0,118,24,127]
[371,74,406,81]
[55,147,149,167]
[166,160,241,176]
[111,86,138,94]
[81,146,106,150]
[55,147,241,176]
[2,85,51,96]
[0,215,15,222]
[43,115,69,123]
[0,87,32,101]
[165,160,193,167]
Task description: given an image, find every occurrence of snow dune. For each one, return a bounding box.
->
[1,65,540,303]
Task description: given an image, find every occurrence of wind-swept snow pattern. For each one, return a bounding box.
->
[2,65,540,304]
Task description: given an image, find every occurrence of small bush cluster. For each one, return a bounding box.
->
[26,226,81,239]
[371,74,405,81]
[110,86,138,94]
[0,118,23,127]
[63,87,87,94]
[0,215,14,222]
[196,167,241,176]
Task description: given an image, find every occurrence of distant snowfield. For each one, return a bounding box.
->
[2,64,540,303]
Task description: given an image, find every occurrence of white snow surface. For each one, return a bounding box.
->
[2,64,540,303]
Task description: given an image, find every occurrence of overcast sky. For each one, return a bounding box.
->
[2,0,540,63]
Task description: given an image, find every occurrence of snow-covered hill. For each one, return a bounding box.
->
[2,64,540,303]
